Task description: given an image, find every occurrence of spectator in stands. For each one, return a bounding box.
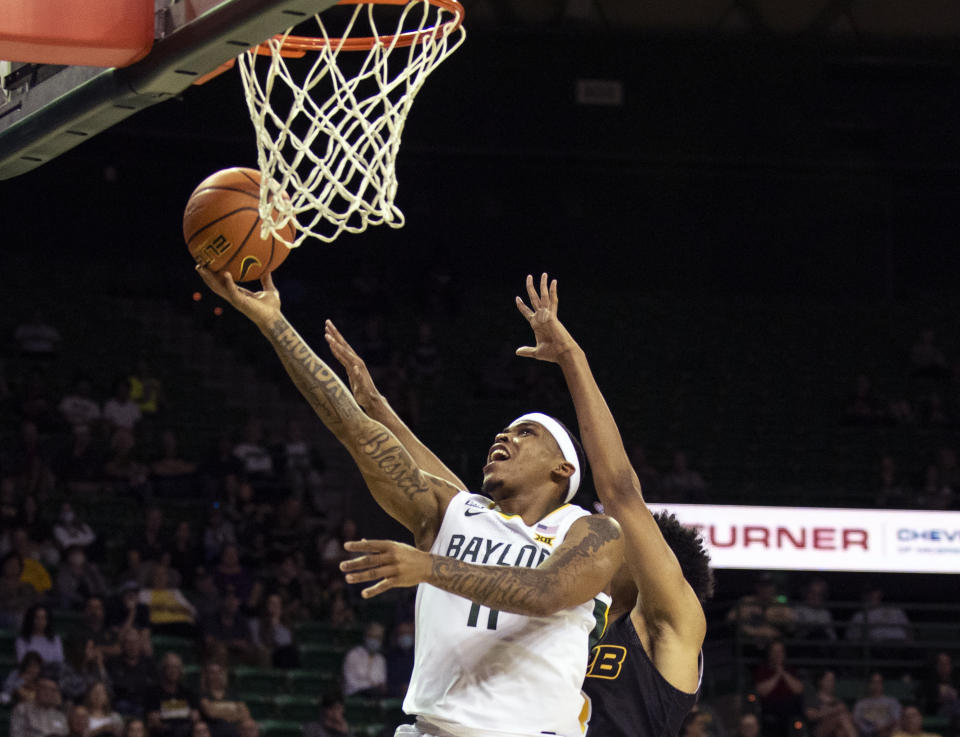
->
[168,522,201,591]
[343,621,387,698]
[792,577,837,644]
[106,627,156,717]
[14,311,61,360]
[2,651,43,705]
[910,329,950,380]
[140,565,198,638]
[59,636,109,704]
[276,419,325,504]
[752,640,805,737]
[15,496,55,562]
[237,719,260,737]
[846,585,912,654]
[107,581,153,653]
[125,719,148,737]
[10,677,68,737]
[104,429,152,501]
[192,722,212,737]
[58,426,105,495]
[0,551,37,630]
[662,450,707,502]
[922,652,959,718]
[56,546,108,610]
[58,377,102,436]
[83,681,124,737]
[151,431,199,499]
[876,456,911,509]
[726,573,795,652]
[268,497,312,559]
[319,519,359,576]
[736,713,760,737]
[212,544,254,606]
[132,508,166,564]
[385,620,415,698]
[202,588,254,665]
[854,673,903,737]
[16,605,65,675]
[103,378,142,433]
[266,553,306,623]
[199,437,242,500]
[8,526,53,595]
[53,504,98,555]
[231,420,274,487]
[303,692,353,737]
[198,660,250,737]
[74,596,120,660]
[65,703,91,737]
[805,670,858,737]
[12,419,57,496]
[202,506,237,566]
[190,570,221,628]
[891,705,942,737]
[144,652,199,737]
[250,593,298,669]
[321,577,356,629]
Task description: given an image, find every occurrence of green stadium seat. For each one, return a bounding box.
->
[275,694,319,722]
[258,719,303,737]
[232,667,289,696]
[299,643,348,672]
[183,664,202,691]
[354,722,386,737]
[287,669,339,698]
[238,692,276,720]
[346,696,382,723]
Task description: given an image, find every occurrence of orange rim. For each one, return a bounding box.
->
[257,0,464,57]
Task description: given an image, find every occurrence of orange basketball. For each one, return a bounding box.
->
[183,167,295,282]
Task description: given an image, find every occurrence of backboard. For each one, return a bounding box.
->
[0,0,338,180]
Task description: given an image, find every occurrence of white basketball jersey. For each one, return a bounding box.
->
[403,491,612,737]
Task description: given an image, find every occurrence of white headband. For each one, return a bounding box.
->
[509,412,581,503]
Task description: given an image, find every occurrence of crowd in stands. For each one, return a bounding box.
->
[724,573,959,737]
[3,299,960,737]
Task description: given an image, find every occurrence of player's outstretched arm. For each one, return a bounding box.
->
[324,319,466,490]
[196,267,458,545]
[340,514,623,615]
[516,274,706,683]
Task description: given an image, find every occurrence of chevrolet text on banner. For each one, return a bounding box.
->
[645,504,960,574]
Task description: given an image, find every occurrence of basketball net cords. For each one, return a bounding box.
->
[238,1,465,246]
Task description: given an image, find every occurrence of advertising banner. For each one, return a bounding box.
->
[645,503,960,573]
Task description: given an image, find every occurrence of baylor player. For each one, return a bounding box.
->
[197,267,624,737]
[340,274,714,737]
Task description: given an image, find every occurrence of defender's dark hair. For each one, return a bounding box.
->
[653,511,715,603]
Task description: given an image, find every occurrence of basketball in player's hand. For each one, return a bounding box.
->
[183,167,295,282]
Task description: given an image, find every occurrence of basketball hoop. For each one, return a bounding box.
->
[237,0,465,246]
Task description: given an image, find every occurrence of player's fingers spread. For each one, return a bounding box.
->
[362,579,393,599]
[260,271,276,292]
[525,274,541,308]
[550,279,558,308]
[516,346,537,359]
[515,296,534,318]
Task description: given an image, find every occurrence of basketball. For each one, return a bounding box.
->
[183,167,295,282]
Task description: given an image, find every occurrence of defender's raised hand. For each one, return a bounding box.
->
[515,273,578,364]
[196,266,281,328]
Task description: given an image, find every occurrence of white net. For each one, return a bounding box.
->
[238,0,465,246]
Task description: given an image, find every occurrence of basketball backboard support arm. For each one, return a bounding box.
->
[0,0,338,180]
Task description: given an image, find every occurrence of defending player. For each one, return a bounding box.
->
[341,274,714,737]
[196,266,624,737]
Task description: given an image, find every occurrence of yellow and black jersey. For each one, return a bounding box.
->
[582,612,700,737]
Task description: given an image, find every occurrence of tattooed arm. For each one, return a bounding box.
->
[196,267,459,545]
[340,515,623,616]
